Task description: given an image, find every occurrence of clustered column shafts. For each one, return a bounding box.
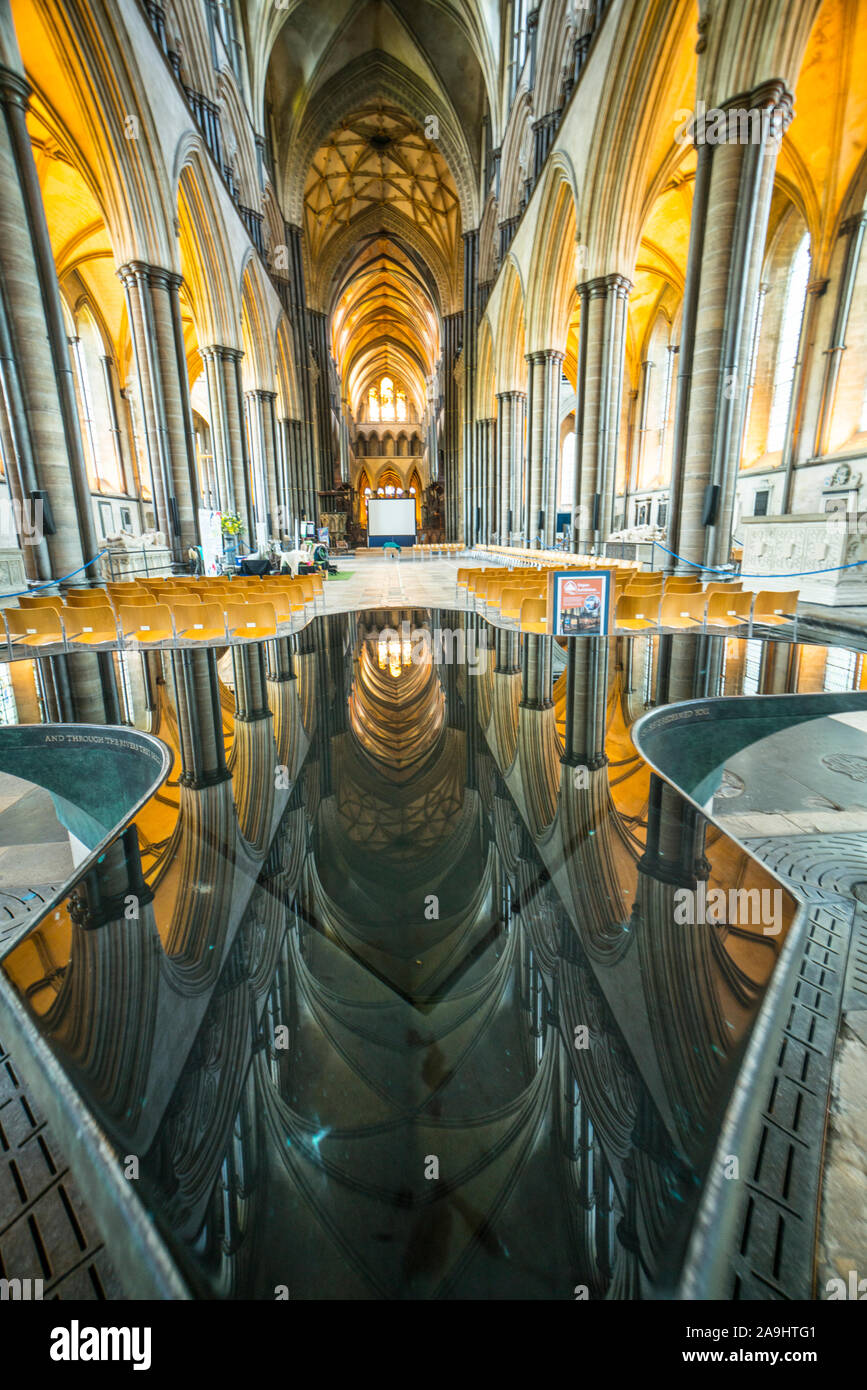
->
[443,312,462,540]
[672,83,794,574]
[525,350,563,549]
[462,230,479,546]
[0,62,97,579]
[283,223,320,520]
[812,211,867,460]
[496,390,525,543]
[572,277,631,553]
[118,262,202,560]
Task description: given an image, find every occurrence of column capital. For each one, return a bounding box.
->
[496,389,527,403]
[583,276,610,299]
[839,212,867,238]
[807,277,830,298]
[0,65,31,110]
[117,260,182,291]
[605,273,632,298]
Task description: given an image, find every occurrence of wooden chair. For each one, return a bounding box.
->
[116,603,173,643]
[659,591,707,629]
[519,596,549,633]
[615,595,658,630]
[18,594,63,612]
[5,606,64,647]
[224,601,277,640]
[706,591,754,628]
[170,601,227,642]
[61,605,119,646]
[752,590,799,625]
[63,589,112,606]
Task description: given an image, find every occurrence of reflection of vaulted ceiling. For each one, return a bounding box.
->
[348,630,445,779]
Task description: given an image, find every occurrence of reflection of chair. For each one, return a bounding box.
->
[660,592,707,629]
[170,601,226,642]
[519,597,548,633]
[116,604,173,643]
[706,591,754,628]
[6,606,64,647]
[61,605,119,645]
[615,595,658,630]
[753,590,799,625]
[224,601,277,640]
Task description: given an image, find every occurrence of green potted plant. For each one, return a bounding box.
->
[220,511,244,565]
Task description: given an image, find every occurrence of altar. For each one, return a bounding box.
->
[740,513,867,606]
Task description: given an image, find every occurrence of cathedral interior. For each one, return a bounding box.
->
[0,0,866,1306]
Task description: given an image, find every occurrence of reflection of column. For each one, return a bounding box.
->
[561,638,608,767]
[521,633,553,710]
[674,85,793,573]
[0,63,96,580]
[119,263,201,557]
[170,648,230,787]
[812,212,867,460]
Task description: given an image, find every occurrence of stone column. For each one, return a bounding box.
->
[673,84,794,574]
[245,388,279,536]
[496,390,525,543]
[0,62,97,581]
[462,230,479,546]
[525,349,563,549]
[119,262,201,558]
[576,279,608,551]
[599,276,631,540]
[443,312,462,541]
[812,212,867,460]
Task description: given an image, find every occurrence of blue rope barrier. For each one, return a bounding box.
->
[5,549,109,599]
[654,542,867,580]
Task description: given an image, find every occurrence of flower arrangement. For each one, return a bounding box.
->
[220,511,244,537]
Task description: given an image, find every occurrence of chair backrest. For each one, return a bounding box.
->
[659,591,707,626]
[116,603,172,638]
[18,594,63,611]
[707,590,753,622]
[109,591,157,609]
[754,589,799,617]
[61,605,118,640]
[6,606,63,640]
[64,589,111,606]
[664,576,703,591]
[170,601,226,637]
[224,601,277,636]
[519,596,548,631]
[704,581,743,597]
[616,594,659,624]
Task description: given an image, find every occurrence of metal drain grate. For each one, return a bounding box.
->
[0,1037,125,1299]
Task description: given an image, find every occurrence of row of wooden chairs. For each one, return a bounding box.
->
[410,543,464,558]
[4,598,291,648]
[3,573,325,649]
[616,588,799,630]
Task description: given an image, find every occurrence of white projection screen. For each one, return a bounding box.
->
[367,497,416,546]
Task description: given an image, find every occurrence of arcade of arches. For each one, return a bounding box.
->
[0,0,866,1308]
